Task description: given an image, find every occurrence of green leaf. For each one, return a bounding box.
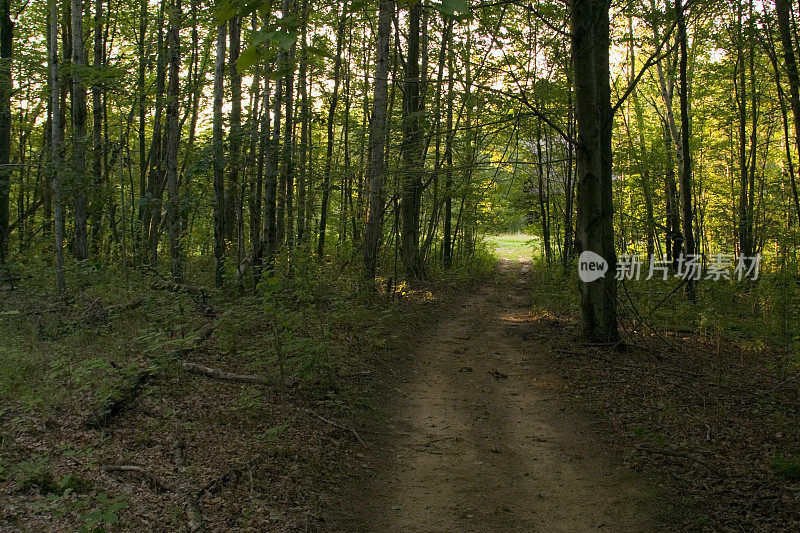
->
[237,46,262,72]
[435,0,469,17]
[275,30,298,51]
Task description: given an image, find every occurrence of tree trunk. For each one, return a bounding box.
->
[363,0,392,279]
[296,0,308,243]
[90,0,103,256]
[49,0,65,290]
[676,0,695,298]
[317,7,346,258]
[212,23,226,287]
[228,14,242,261]
[0,0,11,264]
[572,0,618,344]
[282,0,296,250]
[137,0,147,248]
[145,3,165,267]
[165,0,181,282]
[71,0,89,260]
[776,0,800,227]
[400,1,425,279]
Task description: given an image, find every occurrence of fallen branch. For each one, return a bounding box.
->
[302,407,366,447]
[150,280,206,295]
[106,295,145,313]
[171,436,205,532]
[182,361,272,385]
[637,445,724,477]
[103,465,175,493]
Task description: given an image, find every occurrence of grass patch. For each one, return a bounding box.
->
[485,233,537,261]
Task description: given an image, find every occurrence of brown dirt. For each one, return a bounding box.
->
[333,260,661,532]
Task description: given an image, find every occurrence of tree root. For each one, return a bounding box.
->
[103,465,175,493]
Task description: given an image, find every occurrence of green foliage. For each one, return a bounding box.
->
[770,455,800,482]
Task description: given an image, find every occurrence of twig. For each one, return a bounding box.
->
[302,408,366,447]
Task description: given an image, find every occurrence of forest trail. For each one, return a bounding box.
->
[336,260,660,532]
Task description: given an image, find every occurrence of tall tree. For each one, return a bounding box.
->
[0,0,11,264]
[572,0,618,343]
[212,23,226,287]
[676,0,695,298]
[363,0,392,279]
[228,14,242,261]
[318,7,346,258]
[49,0,65,290]
[71,0,89,260]
[281,0,296,249]
[90,0,103,254]
[165,0,181,281]
[775,0,800,226]
[400,1,425,279]
[296,0,309,243]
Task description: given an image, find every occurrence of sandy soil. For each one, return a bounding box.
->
[332,260,661,532]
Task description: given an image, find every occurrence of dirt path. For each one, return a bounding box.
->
[334,260,660,532]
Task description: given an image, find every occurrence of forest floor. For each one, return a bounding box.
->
[2,243,800,531]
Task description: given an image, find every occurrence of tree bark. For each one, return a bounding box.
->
[572,0,618,344]
[0,0,11,264]
[228,14,242,261]
[676,0,695,298]
[400,1,425,279]
[363,0,392,279]
[776,0,800,227]
[71,0,89,260]
[281,0,296,250]
[317,7,346,259]
[49,0,65,290]
[212,23,226,287]
[165,0,181,282]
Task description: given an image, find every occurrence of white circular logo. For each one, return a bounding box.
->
[578,251,608,282]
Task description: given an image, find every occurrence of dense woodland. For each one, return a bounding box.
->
[2,0,800,530]
[1,0,800,340]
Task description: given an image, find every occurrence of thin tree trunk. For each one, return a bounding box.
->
[145,3,165,267]
[363,0,392,279]
[676,0,695,298]
[400,1,425,279]
[0,0,11,264]
[49,0,65,290]
[71,0,89,260]
[228,14,241,259]
[296,0,308,243]
[137,0,147,246]
[165,0,181,282]
[317,8,346,258]
[212,23,226,287]
[282,0,296,250]
[90,0,103,256]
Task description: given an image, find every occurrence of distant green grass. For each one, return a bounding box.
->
[485,233,537,261]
